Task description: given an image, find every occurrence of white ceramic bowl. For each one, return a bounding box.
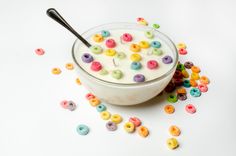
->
[72,23,178,105]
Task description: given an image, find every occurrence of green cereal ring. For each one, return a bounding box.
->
[167,95,178,103]
[90,45,103,54]
[145,31,154,39]
[116,52,126,60]
[152,48,163,56]
[177,64,185,71]
[111,70,123,79]
[153,23,160,29]
[99,68,108,75]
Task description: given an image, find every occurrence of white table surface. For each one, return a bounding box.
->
[1,0,236,155]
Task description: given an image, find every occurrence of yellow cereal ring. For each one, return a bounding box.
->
[177,42,186,49]
[176,87,187,94]
[200,76,210,84]
[191,72,200,80]
[124,122,135,133]
[65,63,74,70]
[139,41,150,49]
[111,114,123,124]
[105,49,116,56]
[138,20,148,26]
[182,70,189,78]
[190,79,198,87]
[51,68,61,75]
[93,34,104,42]
[164,105,175,114]
[167,138,179,149]
[100,111,111,120]
[89,97,101,107]
[76,77,81,85]
[130,53,142,62]
[169,125,181,136]
[130,44,141,52]
[138,126,149,137]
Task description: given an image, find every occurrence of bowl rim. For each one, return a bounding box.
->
[72,22,178,87]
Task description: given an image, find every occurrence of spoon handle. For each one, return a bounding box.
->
[47,8,91,48]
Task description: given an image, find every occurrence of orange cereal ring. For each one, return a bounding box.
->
[191,66,201,73]
[76,78,81,85]
[169,125,181,136]
[190,79,198,87]
[176,87,187,94]
[130,44,141,52]
[65,63,74,70]
[51,68,61,75]
[200,76,210,84]
[138,126,149,137]
[89,97,101,106]
[164,105,175,114]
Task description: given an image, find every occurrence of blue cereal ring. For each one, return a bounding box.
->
[190,88,201,97]
[96,104,107,112]
[151,41,161,48]
[101,30,110,37]
[131,62,142,70]
[183,80,191,88]
[76,124,90,135]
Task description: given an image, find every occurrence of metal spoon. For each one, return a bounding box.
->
[46,8,91,48]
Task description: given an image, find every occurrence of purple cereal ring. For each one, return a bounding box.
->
[67,101,77,111]
[106,121,117,131]
[81,53,93,63]
[133,74,145,82]
[177,93,187,101]
[162,55,173,64]
[184,61,194,69]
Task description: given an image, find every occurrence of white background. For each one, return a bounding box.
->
[0,0,236,155]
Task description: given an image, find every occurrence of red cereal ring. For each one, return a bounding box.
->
[198,84,208,92]
[178,48,187,55]
[129,117,142,127]
[85,93,96,100]
[137,17,144,22]
[90,61,102,71]
[60,100,68,109]
[147,60,158,69]
[185,104,196,114]
[35,48,45,55]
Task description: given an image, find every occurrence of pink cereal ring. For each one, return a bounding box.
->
[147,60,158,69]
[122,33,133,42]
[90,61,102,71]
[198,84,208,92]
[85,93,96,100]
[129,117,142,127]
[178,48,187,55]
[185,104,196,114]
[35,48,45,55]
[105,39,116,48]
[60,100,68,109]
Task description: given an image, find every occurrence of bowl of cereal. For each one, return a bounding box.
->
[72,23,178,105]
